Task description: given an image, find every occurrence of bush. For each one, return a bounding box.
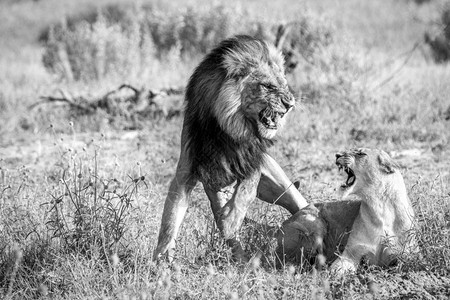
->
[424,4,450,63]
[275,17,334,73]
[40,3,337,82]
[40,4,244,81]
[43,165,141,256]
[0,141,149,297]
[38,4,141,43]
[42,8,154,81]
[146,5,242,55]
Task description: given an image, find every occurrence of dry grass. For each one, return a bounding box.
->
[0,0,449,299]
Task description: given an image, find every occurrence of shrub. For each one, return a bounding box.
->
[146,5,241,55]
[40,3,337,82]
[276,16,334,73]
[40,4,243,81]
[410,0,433,4]
[0,141,147,297]
[424,4,450,63]
[38,4,141,43]
[43,152,144,256]
[42,9,154,81]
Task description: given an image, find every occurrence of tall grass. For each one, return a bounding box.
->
[0,130,150,298]
[1,137,448,298]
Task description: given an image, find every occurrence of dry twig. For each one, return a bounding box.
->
[30,84,184,119]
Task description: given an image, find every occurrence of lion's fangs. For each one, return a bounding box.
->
[259,108,281,130]
[346,173,355,186]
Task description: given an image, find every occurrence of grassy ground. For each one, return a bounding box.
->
[0,0,449,299]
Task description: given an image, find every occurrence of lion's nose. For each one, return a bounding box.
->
[283,101,294,110]
[281,94,295,110]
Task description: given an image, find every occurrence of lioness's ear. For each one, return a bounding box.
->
[377,151,399,174]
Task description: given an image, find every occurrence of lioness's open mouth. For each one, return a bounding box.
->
[337,163,356,190]
[259,107,284,130]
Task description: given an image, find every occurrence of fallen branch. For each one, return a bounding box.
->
[30,84,184,127]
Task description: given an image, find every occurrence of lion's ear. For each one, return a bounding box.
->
[377,151,399,174]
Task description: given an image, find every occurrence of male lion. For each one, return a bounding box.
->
[277,148,416,273]
[154,35,309,261]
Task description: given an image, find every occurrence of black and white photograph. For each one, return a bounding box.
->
[0,0,449,298]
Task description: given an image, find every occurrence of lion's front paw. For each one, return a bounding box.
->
[153,240,176,263]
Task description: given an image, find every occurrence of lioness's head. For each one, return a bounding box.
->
[335,148,400,198]
[214,35,295,140]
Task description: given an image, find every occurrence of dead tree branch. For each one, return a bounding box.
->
[30,85,184,126]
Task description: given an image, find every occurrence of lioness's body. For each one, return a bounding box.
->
[276,200,360,265]
[332,148,416,273]
[277,149,416,273]
[154,36,308,261]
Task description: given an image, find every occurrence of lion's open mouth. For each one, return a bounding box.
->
[259,107,284,130]
[337,163,356,189]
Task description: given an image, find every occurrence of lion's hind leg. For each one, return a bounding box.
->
[204,184,231,224]
[205,171,261,262]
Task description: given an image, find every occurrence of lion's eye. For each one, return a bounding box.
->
[261,83,276,90]
[351,148,367,158]
[356,151,367,157]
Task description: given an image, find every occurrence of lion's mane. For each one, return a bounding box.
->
[184,35,286,190]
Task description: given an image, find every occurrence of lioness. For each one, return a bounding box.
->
[154,35,309,262]
[332,148,416,273]
[277,148,416,273]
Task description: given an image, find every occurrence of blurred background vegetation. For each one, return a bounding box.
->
[0,0,450,146]
[0,0,449,146]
